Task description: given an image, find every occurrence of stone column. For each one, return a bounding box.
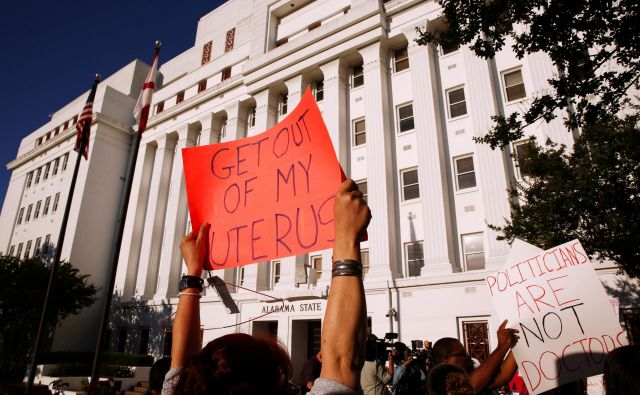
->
[318,59,348,286]
[463,48,511,270]
[154,125,198,299]
[253,88,278,132]
[135,134,176,298]
[403,24,454,275]
[359,42,399,281]
[114,139,157,297]
[225,101,248,142]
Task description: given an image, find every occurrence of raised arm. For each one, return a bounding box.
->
[469,320,518,394]
[171,223,210,368]
[319,179,371,389]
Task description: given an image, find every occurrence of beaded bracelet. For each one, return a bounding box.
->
[331,259,363,278]
[178,291,202,298]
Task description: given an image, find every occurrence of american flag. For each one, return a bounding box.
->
[74,77,100,160]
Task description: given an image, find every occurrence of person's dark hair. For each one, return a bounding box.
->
[604,345,640,395]
[172,333,292,395]
[431,338,461,366]
[427,363,474,395]
[394,342,408,352]
[149,357,172,392]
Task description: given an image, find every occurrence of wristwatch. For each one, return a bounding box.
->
[178,275,204,292]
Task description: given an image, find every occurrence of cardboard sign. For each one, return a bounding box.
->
[183,89,345,270]
[485,239,628,395]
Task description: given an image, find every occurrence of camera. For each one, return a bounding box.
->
[365,332,399,362]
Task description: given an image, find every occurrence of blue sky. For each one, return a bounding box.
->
[0,0,226,210]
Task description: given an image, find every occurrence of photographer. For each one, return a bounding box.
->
[391,343,426,395]
[360,335,393,395]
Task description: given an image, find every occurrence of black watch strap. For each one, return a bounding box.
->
[179,275,204,292]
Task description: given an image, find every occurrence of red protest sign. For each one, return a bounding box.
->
[183,88,345,270]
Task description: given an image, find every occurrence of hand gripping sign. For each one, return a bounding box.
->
[183,89,346,270]
[485,239,628,395]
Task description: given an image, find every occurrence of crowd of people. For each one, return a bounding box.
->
[155,180,638,395]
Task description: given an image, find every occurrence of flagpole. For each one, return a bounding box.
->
[26,74,101,394]
[89,42,160,386]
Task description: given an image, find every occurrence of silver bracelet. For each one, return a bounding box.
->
[332,259,363,278]
[178,291,201,298]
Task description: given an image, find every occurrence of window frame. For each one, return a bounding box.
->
[314,80,324,102]
[26,204,33,222]
[352,64,364,88]
[352,118,366,147]
[221,67,232,82]
[247,106,256,128]
[197,79,207,93]
[176,91,185,104]
[278,94,288,118]
[34,237,42,256]
[400,167,420,202]
[394,47,410,73]
[25,240,32,259]
[43,196,51,216]
[355,179,368,201]
[454,154,478,191]
[34,201,41,220]
[502,68,527,103]
[440,43,460,57]
[512,140,535,179]
[310,254,323,279]
[35,168,41,184]
[404,241,425,277]
[397,102,415,134]
[52,158,60,176]
[17,243,23,259]
[446,86,468,119]
[17,208,24,225]
[156,101,165,114]
[26,172,33,188]
[270,260,281,288]
[361,249,370,277]
[461,233,486,272]
[53,193,60,213]
[62,153,69,172]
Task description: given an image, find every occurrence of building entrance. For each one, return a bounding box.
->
[291,319,322,387]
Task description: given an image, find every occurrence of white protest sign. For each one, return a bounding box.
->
[485,239,627,394]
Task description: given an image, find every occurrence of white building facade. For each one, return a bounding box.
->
[1,0,632,386]
[0,61,150,351]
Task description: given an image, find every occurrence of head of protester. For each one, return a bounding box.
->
[427,363,474,395]
[603,344,640,395]
[165,179,370,395]
[148,357,172,395]
[432,338,474,373]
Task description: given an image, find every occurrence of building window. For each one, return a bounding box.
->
[513,140,535,179]
[43,196,51,216]
[441,43,460,56]
[405,241,424,277]
[35,168,41,184]
[447,87,467,118]
[44,234,51,254]
[310,255,323,279]
[461,320,490,361]
[454,155,477,190]
[400,168,420,201]
[62,153,69,171]
[314,80,324,102]
[394,47,409,72]
[43,163,50,181]
[17,243,23,259]
[53,193,60,213]
[26,204,33,222]
[270,260,281,288]
[397,103,414,133]
[221,67,232,81]
[52,158,59,176]
[117,327,127,352]
[34,201,41,220]
[462,233,485,271]
[63,121,69,130]
[220,121,227,139]
[26,172,33,188]
[34,237,42,256]
[46,131,52,141]
[353,119,366,146]
[247,107,256,128]
[8,245,15,257]
[308,21,321,31]
[198,80,207,93]
[156,101,165,114]
[503,69,526,102]
[201,41,213,65]
[225,28,236,52]
[176,91,185,104]
[361,249,370,277]
[25,240,32,259]
[278,94,288,117]
[17,208,24,225]
[356,179,368,201]
[72,115,78,124]
[352,64,364,88]
[139,327,150,354]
